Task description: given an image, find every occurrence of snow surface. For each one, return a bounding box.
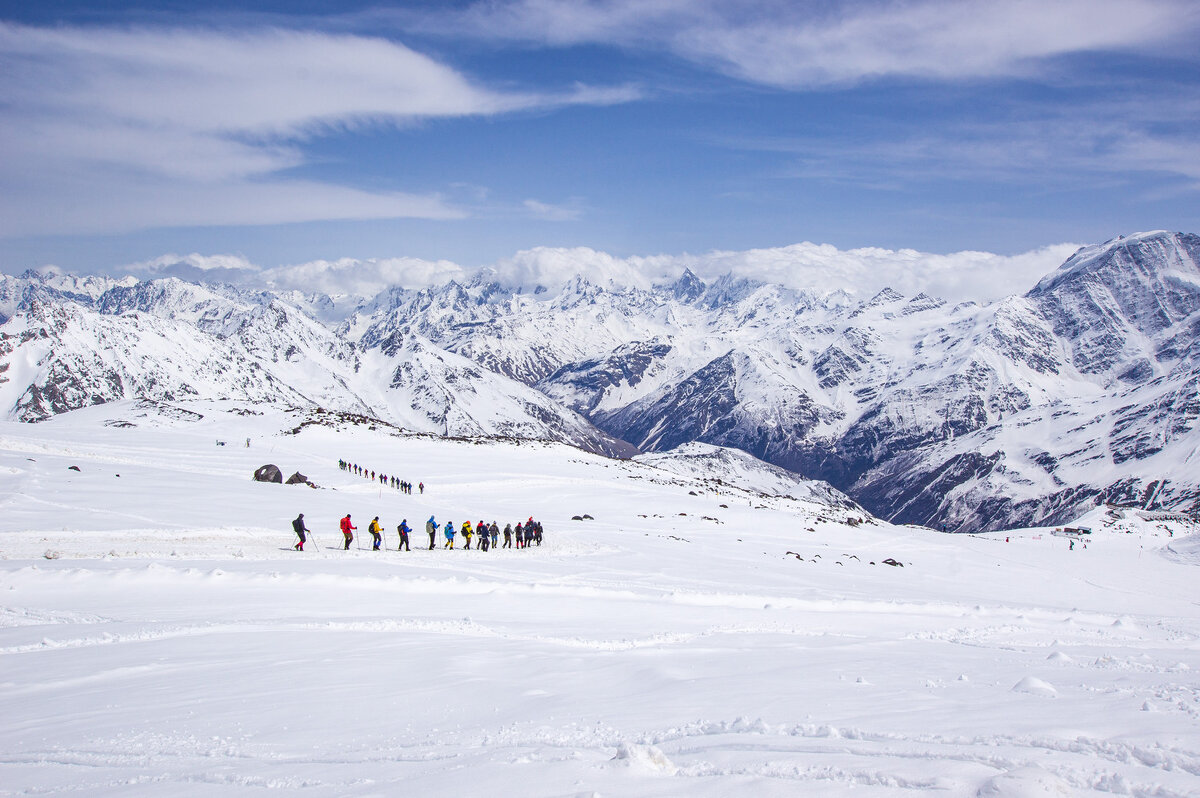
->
[1,401,1198,796]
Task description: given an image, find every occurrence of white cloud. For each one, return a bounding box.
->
[433,0,1196,87]
[0,24,533,137]
[438,0,698,46]
[674,0,1192,87]
[0,172,465,238]
[726,93,1200,189]
[482,241,1081,302]
[260,256,469,297]
[0,22,635,237]
[523,199,583,221]
[242,240,1078,303]
[130,253,259,274]
[119,253,261,285]
[488,247,653,290]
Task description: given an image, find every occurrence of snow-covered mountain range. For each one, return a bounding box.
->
[2,230,1197,532]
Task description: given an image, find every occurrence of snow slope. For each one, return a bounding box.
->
[1,401,1198,796]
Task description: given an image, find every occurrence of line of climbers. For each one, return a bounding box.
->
[430,517,544,551]
[292,513,544,552]
[338,459,422,495]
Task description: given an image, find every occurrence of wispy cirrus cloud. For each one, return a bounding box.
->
[414,0,1198,87]
[523,198,583,221]
[0,22,636,237]
[731,91,1200,191]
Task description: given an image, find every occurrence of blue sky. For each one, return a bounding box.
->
[1,0,1198,294]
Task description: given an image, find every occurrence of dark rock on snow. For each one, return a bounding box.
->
[253,464,283,483]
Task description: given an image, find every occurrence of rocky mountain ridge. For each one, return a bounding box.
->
[2,230,1197,532]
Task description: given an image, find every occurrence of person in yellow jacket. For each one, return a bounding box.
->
[369,516,382,551]
[461,520,474,550]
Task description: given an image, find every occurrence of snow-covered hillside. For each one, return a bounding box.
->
[0,275,633,459]
[1,402,1197,796]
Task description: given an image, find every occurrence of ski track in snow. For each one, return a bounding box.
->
[1,403,1199,796]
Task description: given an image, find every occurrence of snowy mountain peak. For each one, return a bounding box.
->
[1027,231,1200,380]
[669,268,706,302]
[1031,231,1200,296]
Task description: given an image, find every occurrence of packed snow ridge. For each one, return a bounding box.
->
[2,230,1199,532]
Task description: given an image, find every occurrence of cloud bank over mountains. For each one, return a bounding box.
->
[124,239,1081,303]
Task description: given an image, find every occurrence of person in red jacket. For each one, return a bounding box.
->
[340,514,356,550]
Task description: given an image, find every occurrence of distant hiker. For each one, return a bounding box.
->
[479,525,490,551]
[426,516,437,550]
[419,482,424,494]
[444,521,455,549]
[369,516,382,551]
[340,514,356,550]
[515,522,525,548]
[490,522,499,549]
[398,519,411,551]
[503,523,513,548]
[462,520,474,550]
[292,513,310,551]
[1069,539,1075,550]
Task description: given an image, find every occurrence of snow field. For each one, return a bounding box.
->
[1,401,1198,796]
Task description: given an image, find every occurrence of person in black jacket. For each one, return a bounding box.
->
[292,513,310,551]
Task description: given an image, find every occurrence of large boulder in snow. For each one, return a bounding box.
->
[285,471,309,485]
[253,464,283,483]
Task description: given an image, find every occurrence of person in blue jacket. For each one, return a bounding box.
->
[397,519,411,551]
[443,520,455,549]
[426,516,437,550]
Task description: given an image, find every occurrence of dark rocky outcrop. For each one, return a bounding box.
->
[253,464,283,483]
